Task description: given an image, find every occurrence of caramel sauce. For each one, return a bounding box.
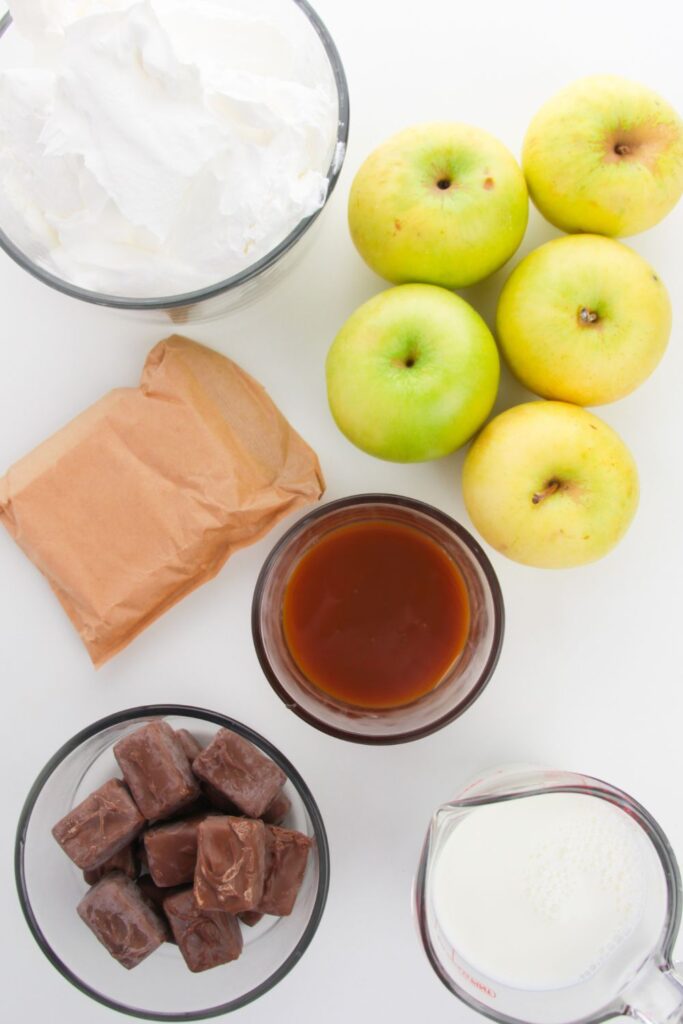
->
[282,520,470,709]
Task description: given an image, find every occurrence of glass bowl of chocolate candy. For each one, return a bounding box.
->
[14,705,329,1020]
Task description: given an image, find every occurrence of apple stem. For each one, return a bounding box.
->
[579,307,599,325]
[532,479,561,505]
[614,142,631,156]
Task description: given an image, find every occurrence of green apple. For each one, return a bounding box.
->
[462,402,639,568]
[523,75,683,236]
[497,234,671,405]
[348,123,528,288]
[326,283,499,462]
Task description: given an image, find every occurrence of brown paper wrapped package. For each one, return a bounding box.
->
[0,336,324,666]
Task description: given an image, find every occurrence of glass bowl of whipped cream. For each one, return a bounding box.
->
[0,0,348,321]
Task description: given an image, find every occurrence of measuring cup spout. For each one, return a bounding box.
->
[428,804,462,843]
[625,962,683,1024]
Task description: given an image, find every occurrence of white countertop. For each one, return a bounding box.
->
[2,0,682,1021]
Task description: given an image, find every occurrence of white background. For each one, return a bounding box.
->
[1,0,682,1021]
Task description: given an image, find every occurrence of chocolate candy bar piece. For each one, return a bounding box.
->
[192,729,286,818]
[77,871,167,969]
[262,790,291,826]
[83,841,138,885]
[202,780,242,815]
[144,814,210,887]
[114,721,200,820]
[194,816,266,913]
[259,825,313,917]
[164,888,243,973]
[239,910,263,927]
[52,778,145,871]
[176,729,202,762]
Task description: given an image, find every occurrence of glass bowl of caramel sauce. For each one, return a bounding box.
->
[252,494,505,744]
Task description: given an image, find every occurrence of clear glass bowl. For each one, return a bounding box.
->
[0,1,349,323]
[252,495,505,745]
[15,705,330,1020]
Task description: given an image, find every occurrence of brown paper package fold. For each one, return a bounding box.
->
[0,336,324,666]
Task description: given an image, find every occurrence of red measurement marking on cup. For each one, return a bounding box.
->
[453,960,497,999]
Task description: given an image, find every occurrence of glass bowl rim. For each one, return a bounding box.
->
[14,703,331,1021]
[0,0,350,311]
[251,493,506,746]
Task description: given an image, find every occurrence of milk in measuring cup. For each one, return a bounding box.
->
[431,792,649,990]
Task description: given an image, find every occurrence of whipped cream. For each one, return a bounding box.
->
[0,0,339,297]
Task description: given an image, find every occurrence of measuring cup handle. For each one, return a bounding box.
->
[625,964,683,1024]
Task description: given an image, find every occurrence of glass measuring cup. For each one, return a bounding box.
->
[415,766,683,1024]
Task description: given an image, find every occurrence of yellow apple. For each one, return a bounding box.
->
[348,123,528,288]
[496,235,671,405]
[462,402,639,569]
[523,75,683,236]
